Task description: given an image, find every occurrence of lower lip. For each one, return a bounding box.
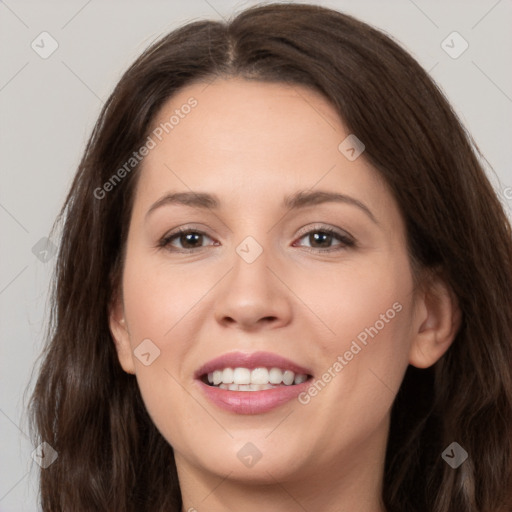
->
[196,378,313,415]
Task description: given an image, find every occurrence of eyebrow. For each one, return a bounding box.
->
[145,190,378,224]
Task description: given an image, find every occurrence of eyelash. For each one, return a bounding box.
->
[157,224,356,254]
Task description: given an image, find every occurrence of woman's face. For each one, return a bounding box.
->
[111,78,421,487]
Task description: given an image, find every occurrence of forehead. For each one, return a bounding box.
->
[149,77,344,165]
[133,78,396,225]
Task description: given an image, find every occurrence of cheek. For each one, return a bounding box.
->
[307,252,412,357]
[121,244,221,350]
[119,253,206,438]
[292,264,414,461]
[304,253,414,419]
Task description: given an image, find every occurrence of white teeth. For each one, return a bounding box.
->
[222,368,234,384]
[233,367,251,385]
[282,370,295,385]
[269,367,284,384]
[294,373,307,384]
[205,366,309,389]
[250,367,269,385]
[225,383,276,391]
[212,370,223,385]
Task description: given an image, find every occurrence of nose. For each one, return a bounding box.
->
[214,243,293,331]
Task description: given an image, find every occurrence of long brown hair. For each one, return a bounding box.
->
[28,3,512,510]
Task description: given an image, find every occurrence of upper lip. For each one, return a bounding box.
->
[194,351,313,379]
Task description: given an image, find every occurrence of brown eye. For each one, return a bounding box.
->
[306,231,335,248]
[294,226,355,252]
[175,232,205,249]
[159,229,216,252]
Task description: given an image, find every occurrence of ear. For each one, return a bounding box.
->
[409,272,462,369]
[109,294,136,375]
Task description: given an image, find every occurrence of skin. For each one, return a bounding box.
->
[110,78,461,512]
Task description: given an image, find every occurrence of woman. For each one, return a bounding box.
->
[28,3,512,511]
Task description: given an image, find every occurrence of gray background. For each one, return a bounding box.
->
[1,0,511,510]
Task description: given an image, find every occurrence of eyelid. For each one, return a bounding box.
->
[294,223,354,242]
[292,223,356,253]
[158,223,356,253]
[158,225,217,251]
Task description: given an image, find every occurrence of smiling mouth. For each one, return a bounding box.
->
[200,367,313,391]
